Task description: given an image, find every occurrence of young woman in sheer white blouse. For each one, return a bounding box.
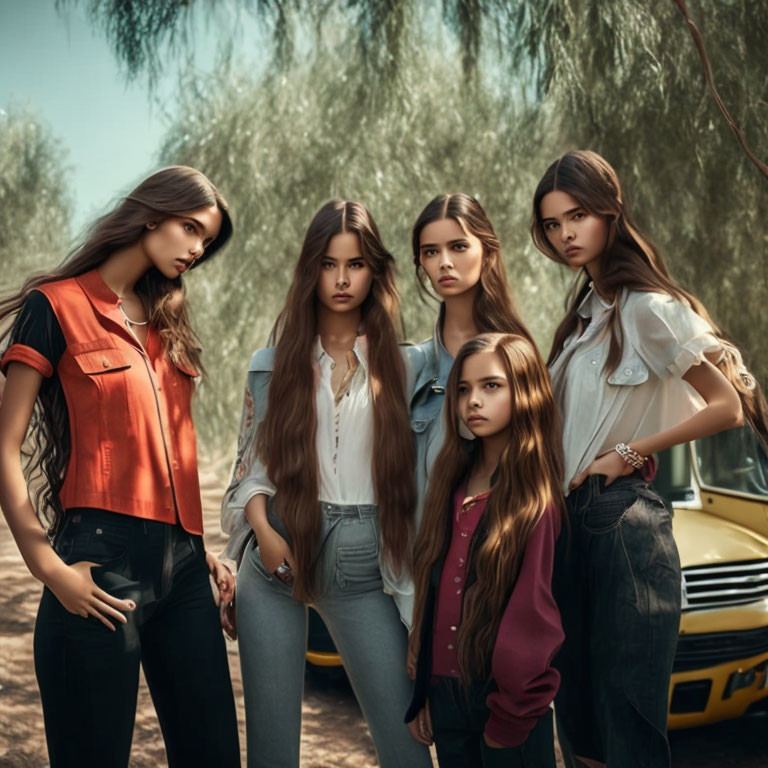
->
[530,150,768,768]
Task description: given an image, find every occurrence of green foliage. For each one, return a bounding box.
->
[150,1,768,451]
[0,107,72,294]
[518,1,768,382]
[160,45,566,451]
[58,0,560,87]
[57,0,202,87]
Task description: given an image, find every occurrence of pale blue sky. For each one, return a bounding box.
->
[0,1,266,232]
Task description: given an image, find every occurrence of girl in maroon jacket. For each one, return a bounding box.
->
[406,332,565,768]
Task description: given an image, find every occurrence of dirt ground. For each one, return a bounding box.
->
[1,463,766,767]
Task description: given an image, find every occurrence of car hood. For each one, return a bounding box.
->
[673,507,768,568]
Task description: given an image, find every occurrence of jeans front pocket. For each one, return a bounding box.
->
[80,520,133,596]
[247,542,275,582]
[53,522,75,561]
[581,478,638,535]
[58,514,131,566]
[87,526,130,563]
[89,551,135,598]
[335,542,381,591]
[334,517,381,592]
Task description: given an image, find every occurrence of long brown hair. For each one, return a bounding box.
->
[0,165,232,531]
[531,149,768,448]
[412,194,533,342]
[257,200,414,602]
[410,333,564,684]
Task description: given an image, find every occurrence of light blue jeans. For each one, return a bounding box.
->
[236,502,431,768]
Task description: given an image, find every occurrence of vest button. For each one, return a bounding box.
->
[102,359,110,367]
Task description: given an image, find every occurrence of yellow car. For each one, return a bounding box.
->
[658,425,768,728]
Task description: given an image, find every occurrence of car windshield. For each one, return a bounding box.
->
[695,425,768,498]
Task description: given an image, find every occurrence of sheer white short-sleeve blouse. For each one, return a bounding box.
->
[549,286,721,492]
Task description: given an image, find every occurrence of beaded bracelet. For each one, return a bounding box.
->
[614,442,647,469]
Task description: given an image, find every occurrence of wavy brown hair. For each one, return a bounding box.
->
[0,165,232,531]
[531,149,768,448]
[257,200,414,602]
[410,333,564,684]
[412,194,533,342]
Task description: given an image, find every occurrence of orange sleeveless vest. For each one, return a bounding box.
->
[1,269,204,533]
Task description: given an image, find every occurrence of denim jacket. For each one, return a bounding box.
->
[220,347,276,565]
[406,327,456,533]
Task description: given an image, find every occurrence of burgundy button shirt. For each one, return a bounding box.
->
[431,480,565,748]
[432,483,490,677]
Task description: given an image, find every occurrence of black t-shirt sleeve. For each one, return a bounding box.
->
[8,291,66,370]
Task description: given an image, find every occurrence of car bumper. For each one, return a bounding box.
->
[668,601,768,728]
[668,652,768,728]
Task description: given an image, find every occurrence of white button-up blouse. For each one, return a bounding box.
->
[549,286,721,492]
[228,335,375,505]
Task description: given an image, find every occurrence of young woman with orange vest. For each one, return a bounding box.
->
[0,166,240,768]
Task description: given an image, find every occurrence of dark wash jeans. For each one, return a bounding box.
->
[428,676,557,768]
[34,509,240,768]
[553,473,681,768]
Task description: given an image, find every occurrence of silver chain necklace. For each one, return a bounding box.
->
[117,298,149,326]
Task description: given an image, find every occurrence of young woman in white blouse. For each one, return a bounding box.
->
[220,200,432,768]
[531,150,767,768]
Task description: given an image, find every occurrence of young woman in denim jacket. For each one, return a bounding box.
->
[220,200,432,768]
[0,167,240,768]
[406,333,565,768]
[531,150,768,768]
[406,195,533,542]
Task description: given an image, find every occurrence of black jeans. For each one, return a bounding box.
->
[428,676,557,768]
[553,474,681,768]
[34,509,240,768]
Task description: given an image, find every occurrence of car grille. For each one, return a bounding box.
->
[682,559,768,610]
[673,625,768,672]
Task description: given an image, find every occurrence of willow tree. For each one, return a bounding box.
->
[158,41,565,450]
[525,1,768,384]
[0,107,72,294]
[67,0,768,444]
[66,0,767,369]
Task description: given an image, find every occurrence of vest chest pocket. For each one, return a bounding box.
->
[69,343,133,427]
[72,348,131,375]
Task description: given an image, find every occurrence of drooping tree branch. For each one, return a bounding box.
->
[56,0,295,86]
[57,0,496,88]
[673,0,768,179]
